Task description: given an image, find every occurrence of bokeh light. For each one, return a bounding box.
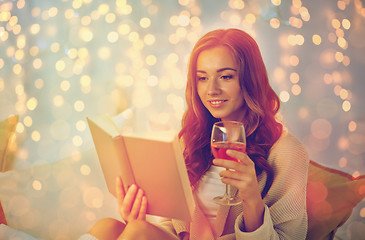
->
[0,1,364,238]
[32,180,42,191]
[311,118,333,140]
[80,164,91,176]
[312,34,322,45]
[83,187,104,209]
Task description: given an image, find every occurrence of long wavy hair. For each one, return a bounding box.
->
[179,28,283,198]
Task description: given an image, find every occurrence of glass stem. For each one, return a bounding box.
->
[224,168,232,199]
[225,183,232,199]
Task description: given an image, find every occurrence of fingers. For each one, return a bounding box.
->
[220,175,242,186]
[115,177,147,223]
[219,168,244,179]
[226,150,251,165]
[213,158,238,170]
[116,176,125,209]
[212,150,255,183]
[138,196,147,220]
[129,188,144,219]
[120,184,138,219]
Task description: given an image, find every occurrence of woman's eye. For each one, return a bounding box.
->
[197,76,208,81]
[221,75,233,80]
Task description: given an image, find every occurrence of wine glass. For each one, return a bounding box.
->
[211,121,246,206]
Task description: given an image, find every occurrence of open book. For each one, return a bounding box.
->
[87,115,195,221]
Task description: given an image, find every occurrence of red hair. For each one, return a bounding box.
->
[179,29,283,197]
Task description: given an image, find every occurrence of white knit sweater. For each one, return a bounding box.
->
[159,131,309,240]
[233,131,309,239]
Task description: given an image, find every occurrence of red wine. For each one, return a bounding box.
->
[211,142,246,162]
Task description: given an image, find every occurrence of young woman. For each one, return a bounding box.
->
[80,28,309,240]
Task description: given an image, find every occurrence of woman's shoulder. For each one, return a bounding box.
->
[268,129,309,167]
[271,129,307,153]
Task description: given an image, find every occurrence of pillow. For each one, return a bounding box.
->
[306,160,365,240]
[0,115,19,172]
[0,224,39,240]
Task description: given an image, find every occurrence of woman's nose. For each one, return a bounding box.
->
[207,78,221,96]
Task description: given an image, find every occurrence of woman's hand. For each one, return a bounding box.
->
[213,150,265,231]
[116,176,147,223]
[212,150,261,203]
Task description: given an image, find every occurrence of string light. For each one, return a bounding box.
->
[0,1,364,238]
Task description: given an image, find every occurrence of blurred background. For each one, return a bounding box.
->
[0,0,364,223]
[1,0,364,174]
[1,0,365,239]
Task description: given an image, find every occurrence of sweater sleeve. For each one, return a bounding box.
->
[234,205,273,239]
[234,133,309,240]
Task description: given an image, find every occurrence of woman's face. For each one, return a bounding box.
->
[196,46,244,121]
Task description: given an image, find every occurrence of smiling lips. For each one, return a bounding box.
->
[208,99,227,108]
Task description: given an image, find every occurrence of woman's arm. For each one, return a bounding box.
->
[237,134,309,239]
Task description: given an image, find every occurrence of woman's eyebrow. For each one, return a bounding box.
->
[217,67,237,72]
[196,68,237,74]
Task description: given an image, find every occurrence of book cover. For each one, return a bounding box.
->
[87,115,195,221]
